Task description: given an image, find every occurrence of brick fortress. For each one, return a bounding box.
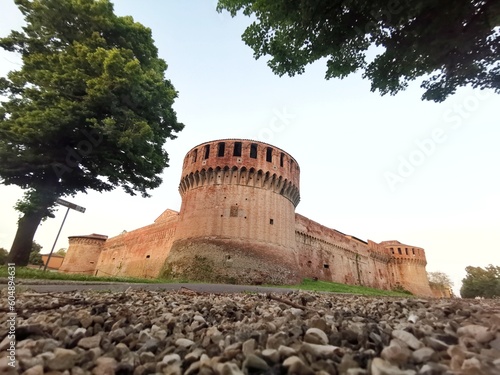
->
[60,139,433,296]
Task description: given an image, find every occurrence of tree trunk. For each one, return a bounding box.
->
[7,210,46,266]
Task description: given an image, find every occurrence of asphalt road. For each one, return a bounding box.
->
[2,280,298,294]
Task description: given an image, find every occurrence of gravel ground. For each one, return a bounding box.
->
[0,288,499,375]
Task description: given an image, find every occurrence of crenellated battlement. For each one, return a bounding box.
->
[181,139,300,188]
[179,166,300,207]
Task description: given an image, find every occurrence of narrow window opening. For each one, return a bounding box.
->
[269,218,274,225]
[290,159,295,171]
[398,248,402,255]
[250,143,258,158]
[218,142,225,157]
[192,149,198,163]
[266,147,273,162]
[412,248,415,255]
[233,142,242,157]
[405,248,408,255]
[324,264,329,269]
[280,153,284,167]
[391,249,394,254]
[90,261,95,264]
[203,145,210,159]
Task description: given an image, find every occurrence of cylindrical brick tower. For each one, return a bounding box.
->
[382,241,433,296]
[162,139,301,284]
[59,234,108,275]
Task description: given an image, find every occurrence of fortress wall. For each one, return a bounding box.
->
[96,217,178,279]
[59,235,107,275]
[294,214,392,289]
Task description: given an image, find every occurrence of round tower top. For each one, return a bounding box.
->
[181,139,300,188]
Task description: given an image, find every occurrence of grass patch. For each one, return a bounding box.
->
[0,266,176,284]
[273,278,414,297]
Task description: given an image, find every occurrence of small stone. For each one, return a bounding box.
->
[47,348,77,371]
[93,357,117,375]
[176,338,195,348]
[193,315,206,323]
[381,342,410,364]
[109,328,126,342]
[21,364,44,375]
[278,345,297,358]
[457,324,495,344]
[242,338,256,355]
[163,353,181,365]
[412,347,435,363]
[221,362,244,375]
[267,332,287,349]
[283,356,304,368]
[371,357,416,375]
[77,334,101,349]
[139,351,155,364]
[260,348,278,363]
[185,349,204,363]
[289,308,304,317]
[418,363,447,375]
[289,361,315,375]
[243,354,269,372]
[80,316,94,329]
[391,330,423,350]
[304,328,329,345]
[424,337,449,351]
[301,342,340,358]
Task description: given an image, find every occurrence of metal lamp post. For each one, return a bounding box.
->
[43,198,86,272]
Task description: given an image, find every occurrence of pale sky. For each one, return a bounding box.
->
[1,1,499,295]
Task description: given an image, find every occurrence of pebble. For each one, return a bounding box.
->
[304,327,329,345]
[77,335,101,349]
[391,330,424,350]
[0,289,496,375]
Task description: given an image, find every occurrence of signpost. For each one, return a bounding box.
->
[43,198,86,271]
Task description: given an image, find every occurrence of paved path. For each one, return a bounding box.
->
[3,279,298,294]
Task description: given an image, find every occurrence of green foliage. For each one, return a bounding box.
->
[0,265,174,283]
[55,248,67,257]
[28,241,44,266]
[217,0,500,102]
[428,271,453,290]
[0,248,8,265]
[460,264,500,298]
[1,0,183,264]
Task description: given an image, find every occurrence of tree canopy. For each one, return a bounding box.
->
[55,248,67,257]
[0,0,183,265]
[461,264,500,298]
[0,248,8,265]
[217,0,500,102]
[28,241,44,266]
[428,271,453,290]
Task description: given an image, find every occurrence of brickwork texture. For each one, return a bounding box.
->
[60,139,433,296]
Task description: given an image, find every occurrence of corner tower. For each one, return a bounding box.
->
[162,139,301,284]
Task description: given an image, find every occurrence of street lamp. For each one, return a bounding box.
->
[43,198,86,272]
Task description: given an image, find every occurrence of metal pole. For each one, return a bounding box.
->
[44,207,70,272]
